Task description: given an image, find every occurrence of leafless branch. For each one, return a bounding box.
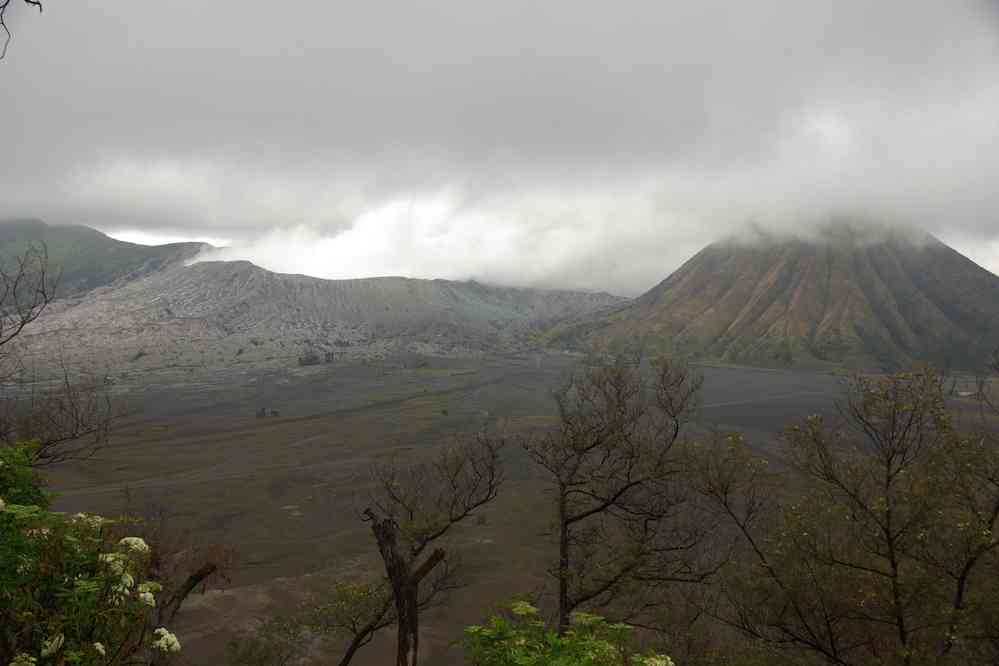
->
[0,0,42,60]
[0,242,54,353]
[0,358,118,466]
[523,357,721,634]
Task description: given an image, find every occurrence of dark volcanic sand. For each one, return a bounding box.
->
[46,355,844,665]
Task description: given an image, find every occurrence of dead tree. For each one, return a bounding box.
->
[0,241,52,360]
[0,360,117,465]
[0,0,42,59]
[524,358,716,634]
[0,243,118,465]
[363,432,504,666]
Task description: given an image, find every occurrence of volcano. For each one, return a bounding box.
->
[550,226,999,370]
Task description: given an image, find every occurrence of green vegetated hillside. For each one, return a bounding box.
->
[548,225,999,371]
[0,219,207,298]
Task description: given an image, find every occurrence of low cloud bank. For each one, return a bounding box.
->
[3,0,998,294]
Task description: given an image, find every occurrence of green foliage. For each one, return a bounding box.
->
[462,602,675,666]
[0,443,47,507]
[304,577,393,636]
[226,577,395,666]
[225,615,310,666]
[716,369,999,664]
[0,443,180,664]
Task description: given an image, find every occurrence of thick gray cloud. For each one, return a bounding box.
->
[2,0,999,295]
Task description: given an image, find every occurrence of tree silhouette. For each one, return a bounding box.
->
[707,370,999,665]
[0,0,42,59]
[525,358,723,634]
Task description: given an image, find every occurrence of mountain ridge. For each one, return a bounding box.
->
[8,219,998,373]
[2,221,624,373]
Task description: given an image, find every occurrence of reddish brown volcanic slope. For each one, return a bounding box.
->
[550,226,999,370]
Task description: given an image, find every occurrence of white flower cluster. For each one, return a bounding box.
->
[569,611,603,627]
[71,512,105,531]
[152,627,182,653]
[510,601,539,616]
[93,642,106,656]
[633,656,675,666]
[100,540,154,604]
[111,572,136,599]
[119,536,150,554]
[99,552,129,576]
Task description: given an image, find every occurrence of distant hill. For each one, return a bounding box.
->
[0,219,207,298]
[547,225,999,371]
[14,230,623,372]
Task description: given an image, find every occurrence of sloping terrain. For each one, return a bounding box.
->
[549,226,999,370]
[19,257,623,374]
[0,219,207,297]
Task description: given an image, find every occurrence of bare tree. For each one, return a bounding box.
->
[0,0,41,59]
[0,242,119,465]
[524,358,721,635]
[0,360,117,465]
[0,241,52,357]
[363,432,504,666]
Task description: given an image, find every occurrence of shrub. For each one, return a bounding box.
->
[298,351,321,367]
[0,443,181,664]
[462,601,675,666]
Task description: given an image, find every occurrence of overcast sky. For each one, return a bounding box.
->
[3,1,999,295]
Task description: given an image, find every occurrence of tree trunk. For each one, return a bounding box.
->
[394,584,419,666]
[365,511,445,666]
[336,620,376,666]
[337,638,366,666]
[557,486,571,635]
